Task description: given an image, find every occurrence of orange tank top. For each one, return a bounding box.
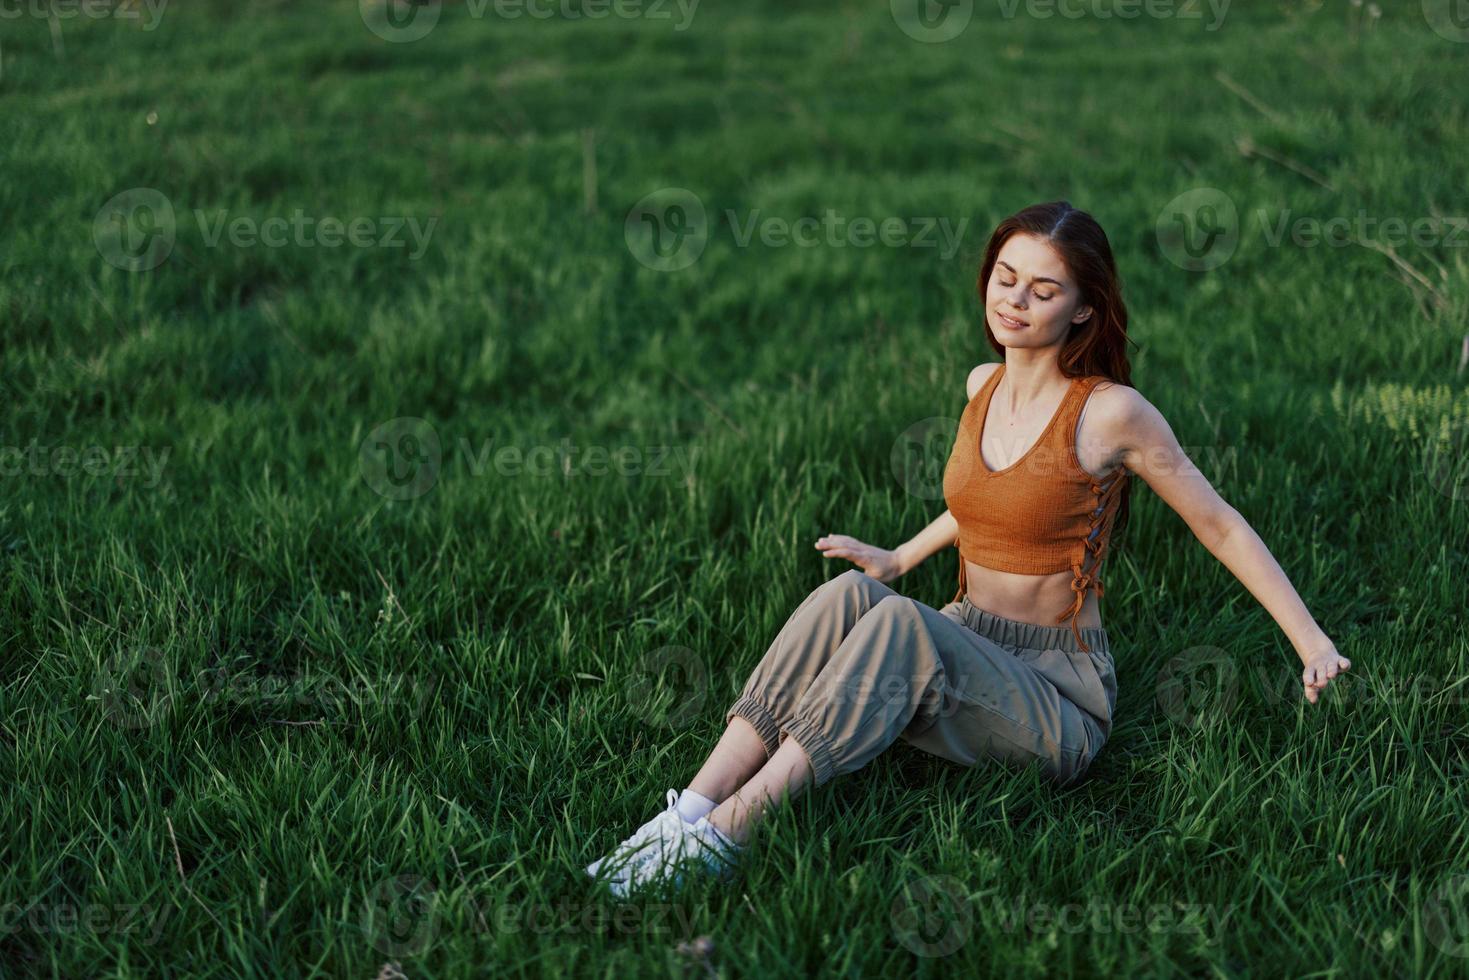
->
[942,363,1129,653]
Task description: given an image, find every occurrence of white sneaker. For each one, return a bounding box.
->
[585,788,682,884]
[608,815,740,897]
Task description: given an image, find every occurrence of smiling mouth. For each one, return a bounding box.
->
[995,310,1029,329]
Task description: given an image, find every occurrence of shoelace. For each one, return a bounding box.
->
[630,809,695,875]
[643,813,740,886]
[600,789,680,876]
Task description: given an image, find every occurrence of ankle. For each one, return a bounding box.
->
[706,805,746,846]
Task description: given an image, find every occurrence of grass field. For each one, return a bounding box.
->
[3,0,1469,975]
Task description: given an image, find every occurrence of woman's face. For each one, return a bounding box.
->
[984,232,1093,348]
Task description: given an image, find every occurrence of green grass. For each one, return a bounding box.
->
[2,0,1469,975]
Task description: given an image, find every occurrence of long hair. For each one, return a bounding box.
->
[976,200,1139,540]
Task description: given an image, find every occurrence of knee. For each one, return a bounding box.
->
[829,568,890,603]
[866,593,917,622]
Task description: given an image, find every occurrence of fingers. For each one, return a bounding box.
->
[815,534,861,550]
[1302,665,1325,705]
[1300,656,1353,705]
[815,535,867,564]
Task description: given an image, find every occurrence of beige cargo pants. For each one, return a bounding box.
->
[726,569,1117,787]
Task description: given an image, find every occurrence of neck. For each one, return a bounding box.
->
[998,350,1070,408]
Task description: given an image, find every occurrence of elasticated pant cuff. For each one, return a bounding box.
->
[779,714,838,786]
[727,695,782,759]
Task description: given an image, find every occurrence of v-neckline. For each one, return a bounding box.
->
[975,364,1078,476]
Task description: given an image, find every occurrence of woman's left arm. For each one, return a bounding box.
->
[1094,384,1352,705]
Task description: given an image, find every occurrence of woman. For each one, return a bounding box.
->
[585,201,1352,896]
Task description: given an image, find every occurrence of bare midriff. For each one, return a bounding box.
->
[959,557,1103,630]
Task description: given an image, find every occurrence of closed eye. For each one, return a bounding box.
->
[998,275,1053,301]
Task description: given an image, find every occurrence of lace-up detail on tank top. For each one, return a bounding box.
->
[941,364,1128,653]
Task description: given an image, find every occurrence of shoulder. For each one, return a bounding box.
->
[965,362,1002,401]
[1079,379,1171,447]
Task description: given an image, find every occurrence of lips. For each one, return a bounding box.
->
[995,310,1029,329]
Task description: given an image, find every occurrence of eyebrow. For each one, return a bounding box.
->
[997,261,1064,288]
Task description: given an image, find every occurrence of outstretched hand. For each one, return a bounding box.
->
[1302,645,1352,704]
[814,534,903,584]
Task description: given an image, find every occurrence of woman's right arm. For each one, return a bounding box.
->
[894,508,959,576]
[815,509,957,583]
[815,363,984,582]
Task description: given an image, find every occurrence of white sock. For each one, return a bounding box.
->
[674,788,717,824]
